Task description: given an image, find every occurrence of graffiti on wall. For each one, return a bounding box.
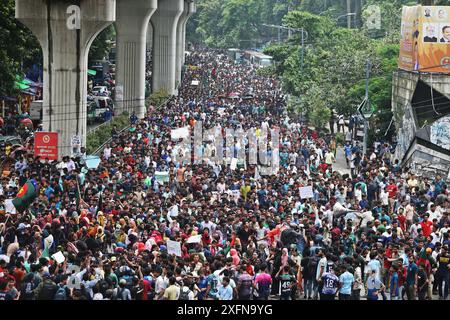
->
[430,116,450,150]
[395,103,417,161]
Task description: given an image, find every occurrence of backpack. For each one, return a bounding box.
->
[179,287,191,300]
[20,273,39,300]
[54,285,67,300]
[114,288,125,300]
[38,281,57,300]
[307,256,319,278]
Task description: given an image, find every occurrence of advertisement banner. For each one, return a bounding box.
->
[399,5,450,72]
[34,132,58,161]
[399,6,420,71]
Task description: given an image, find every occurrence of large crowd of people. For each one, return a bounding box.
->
[0,48,449,301]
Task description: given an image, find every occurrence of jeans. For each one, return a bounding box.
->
[305,279,314,298]
[436,273,450,299]
[418,288,427,300]
[351,289,361,300]
[312,280,319,299]
[320,293,335,300]
[339,293,351,300]
[405,283,416,300]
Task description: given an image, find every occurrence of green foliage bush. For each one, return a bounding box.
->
[86,114,129,154]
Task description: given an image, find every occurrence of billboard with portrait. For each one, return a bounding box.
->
[399,5,450,73]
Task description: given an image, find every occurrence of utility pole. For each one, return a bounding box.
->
[347,0,352,29]
[363,59,371,155]
[261,24,308,72]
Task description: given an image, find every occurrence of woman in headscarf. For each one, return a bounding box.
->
[229,248,241,266]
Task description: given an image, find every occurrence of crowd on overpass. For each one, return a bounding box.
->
[0,49,449,301]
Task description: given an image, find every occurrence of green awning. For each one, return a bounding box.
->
[88,69,97,76]
[15,75,33,86]
[14,81,30,90]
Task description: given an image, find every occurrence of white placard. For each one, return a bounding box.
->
[230,158,238,171]
[191,80,200,86]
[166,240,182,257]
[186,235,202,244]
[171,126,190,140]
[51,251,66,264]
[299,186,314,199]
[5,199,16,214]
[155,171,170,183]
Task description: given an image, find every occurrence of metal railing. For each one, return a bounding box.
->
[91,96,173,156]
[87,117,115,135]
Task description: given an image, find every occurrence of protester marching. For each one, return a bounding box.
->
[0,48,449,301]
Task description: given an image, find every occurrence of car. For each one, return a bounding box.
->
[92,86,110,96]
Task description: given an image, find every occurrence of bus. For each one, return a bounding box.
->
[243,50,273,67]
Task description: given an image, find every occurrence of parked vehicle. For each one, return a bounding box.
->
[92,86,110,96]
[87,97,115,124]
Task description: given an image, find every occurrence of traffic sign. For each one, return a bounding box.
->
[357,98,374,120]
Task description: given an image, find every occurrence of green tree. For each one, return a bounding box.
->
[88,25,115,62]
[0,0,41,97]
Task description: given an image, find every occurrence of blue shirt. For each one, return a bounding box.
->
[321,273,339,295]
[217,284,233,300]
[390,272,399,296]
[339,271,354,295]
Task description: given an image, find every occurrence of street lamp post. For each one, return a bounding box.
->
[336,13,356,28]
[261,24,308,72]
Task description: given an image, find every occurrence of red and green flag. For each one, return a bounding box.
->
[12,179,39,212]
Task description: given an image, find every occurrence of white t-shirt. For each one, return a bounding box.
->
[316,257,328,280]
[380,191,389,206]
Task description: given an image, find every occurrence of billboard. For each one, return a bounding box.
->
[34,132,58,161]
[399,5,450,73]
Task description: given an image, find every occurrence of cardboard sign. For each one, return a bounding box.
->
[4,199,16,214]
[186,235,202,244]
[51,251,66,264]
[171,127,190,140]
[34,132,58,160]
[230,158,238,170]
[166,240,182,257]
[299,186,314,199]
[155,171,170,183]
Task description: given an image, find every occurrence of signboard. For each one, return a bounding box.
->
[34,132,58,160]
[299,186,314,199]
[399,5,450,72]
[166,240,182,257]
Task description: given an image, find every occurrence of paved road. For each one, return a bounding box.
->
[334,147,350,176]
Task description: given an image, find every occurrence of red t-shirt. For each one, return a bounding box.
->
[384,249,392,269]
[386,184,398,198]
[420,220,433,238]
[397,215,406,231]
[318,163,328,173]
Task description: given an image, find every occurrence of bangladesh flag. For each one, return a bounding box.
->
[12,179,39,212]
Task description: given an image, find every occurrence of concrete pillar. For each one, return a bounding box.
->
[147,22,153,50]
[175,1,196,85]
[151,0,183,95]
[115,0,157,118]
[15,0,116,159]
